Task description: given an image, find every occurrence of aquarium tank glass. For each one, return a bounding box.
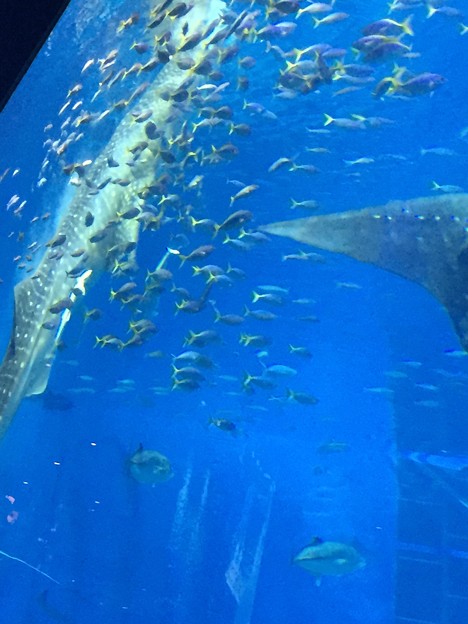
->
[0,0,467,622]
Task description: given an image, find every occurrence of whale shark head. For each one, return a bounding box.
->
[261,194,468,350]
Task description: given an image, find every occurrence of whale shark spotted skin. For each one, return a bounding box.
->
[0,0,225,439]
[261,194,468,351]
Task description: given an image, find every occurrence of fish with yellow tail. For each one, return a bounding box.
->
[0,0,226,439]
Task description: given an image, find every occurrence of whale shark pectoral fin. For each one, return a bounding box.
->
[11,279,56,398]
[23,357,54,397]
[261,194,468,350]
[19,268,96,399]
[0,279,53,402]
[3,217,141,404]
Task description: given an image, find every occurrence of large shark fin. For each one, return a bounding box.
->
[23,358,54,397]
[11,279,56,397]
[261,194,468,350]
[4,218,140,403]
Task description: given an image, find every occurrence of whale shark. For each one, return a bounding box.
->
[261,194,468,351]
[0,0,225,439]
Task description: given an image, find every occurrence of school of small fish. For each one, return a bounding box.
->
[0,0,464,438]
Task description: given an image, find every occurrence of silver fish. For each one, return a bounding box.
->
[293,537,365,585]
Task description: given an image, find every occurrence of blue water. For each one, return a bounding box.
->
[0,0,467,622]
